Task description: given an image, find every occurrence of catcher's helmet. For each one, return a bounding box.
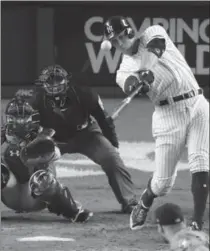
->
[35,65,71,97]
[104,16,134,40]
[5,95,40,140]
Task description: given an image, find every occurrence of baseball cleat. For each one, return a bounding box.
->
[189,221,202,231]
[130,203,148,230]
[73,208,93,223]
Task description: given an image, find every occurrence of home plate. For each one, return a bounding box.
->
[17,236,75,242]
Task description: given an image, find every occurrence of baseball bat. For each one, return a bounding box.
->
[111,83,143,120]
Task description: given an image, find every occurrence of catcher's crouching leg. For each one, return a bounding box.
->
[29,170,93,222]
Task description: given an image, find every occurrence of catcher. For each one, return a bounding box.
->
[28,64,137,214]
[1,95,93,223]
[154,203,209,251]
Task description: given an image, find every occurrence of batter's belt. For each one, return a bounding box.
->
[159,88,203,106]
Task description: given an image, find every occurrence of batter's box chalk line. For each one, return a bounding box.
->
[16,236,75,242]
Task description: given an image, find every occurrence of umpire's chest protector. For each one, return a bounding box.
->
[39,90,89,140]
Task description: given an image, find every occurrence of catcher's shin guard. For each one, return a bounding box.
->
[29,170,90,221]
[1,163,10,189]
[1,162,17,189]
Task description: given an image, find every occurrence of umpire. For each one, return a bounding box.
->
[29,64,137,213]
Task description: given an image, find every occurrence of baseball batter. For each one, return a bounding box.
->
[102,16,209,231]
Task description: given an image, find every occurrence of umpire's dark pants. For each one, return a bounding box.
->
[57,123,136,208]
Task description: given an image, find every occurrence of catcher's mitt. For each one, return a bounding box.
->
[20,135,56,167]
[170,228,209,251]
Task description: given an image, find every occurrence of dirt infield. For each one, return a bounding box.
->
[1,98,209,251]
[1,169,209,251]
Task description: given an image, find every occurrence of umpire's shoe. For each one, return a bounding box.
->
[130,203,148,230]
[72,208,93,223]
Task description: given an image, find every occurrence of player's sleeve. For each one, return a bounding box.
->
[116,55,141,94]
[84,88,119,148]
[142,25,167,58]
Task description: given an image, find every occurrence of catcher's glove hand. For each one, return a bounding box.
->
[20,135,56,167]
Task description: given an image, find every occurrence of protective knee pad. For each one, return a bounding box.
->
[29,170,79,219]
[189,153,209,173]
[1,163,17,189]
[150,174,177,196]
[29,169,57,198]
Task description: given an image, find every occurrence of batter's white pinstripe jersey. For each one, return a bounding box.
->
[116,25,200,105]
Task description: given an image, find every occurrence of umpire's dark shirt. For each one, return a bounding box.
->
[30,85,115,143]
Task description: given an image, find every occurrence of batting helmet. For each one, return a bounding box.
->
[103,16,134,40]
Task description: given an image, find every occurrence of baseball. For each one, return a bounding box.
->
[100,40,112,50]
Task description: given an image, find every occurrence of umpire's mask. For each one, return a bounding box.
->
[43,75,68,96]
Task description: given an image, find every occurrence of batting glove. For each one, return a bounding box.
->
[124,75,142,96]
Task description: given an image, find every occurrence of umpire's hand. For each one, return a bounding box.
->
[105,116,119,148]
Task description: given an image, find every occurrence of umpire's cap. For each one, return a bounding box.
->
[154,203,184,226]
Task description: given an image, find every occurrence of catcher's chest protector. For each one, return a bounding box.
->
[4,143,30,184]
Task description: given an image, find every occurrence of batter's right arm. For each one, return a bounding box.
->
[116,26,168,96]
[116,59,153,96]
[116,56,141,95]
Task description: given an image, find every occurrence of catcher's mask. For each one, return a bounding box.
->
[36,65,71,97]
[5,95,40,140]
